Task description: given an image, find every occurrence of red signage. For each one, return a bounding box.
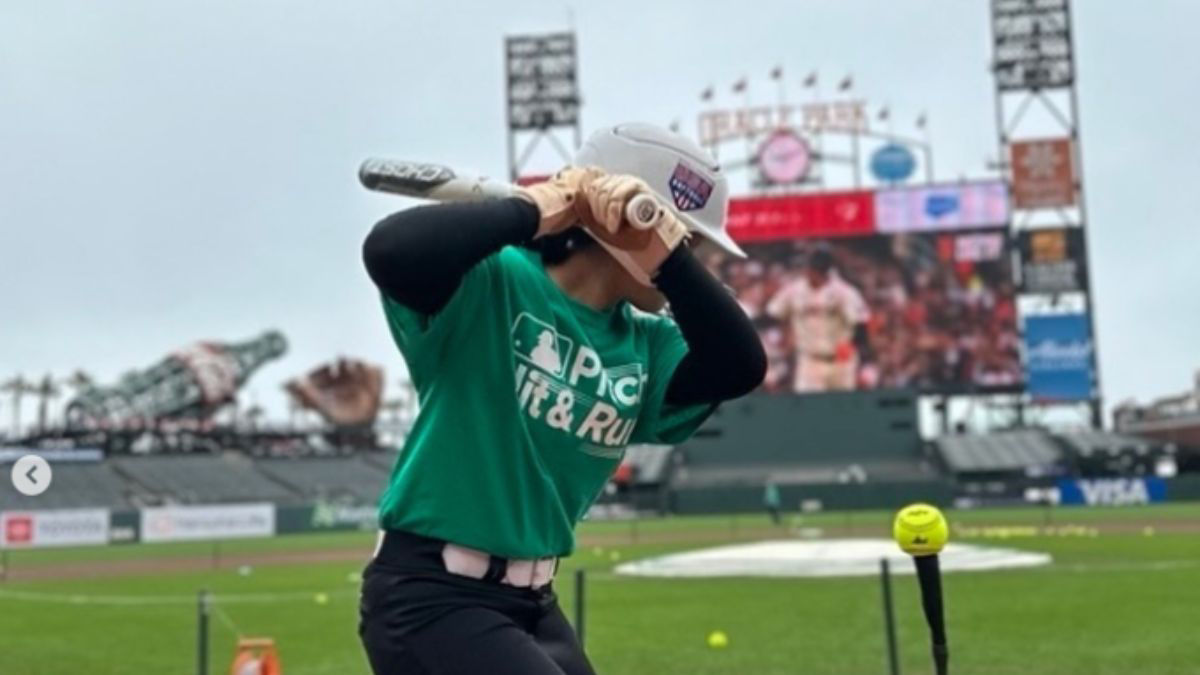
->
[726,191,875,242]
[4,514,34,545]
[1011,138,1075,209]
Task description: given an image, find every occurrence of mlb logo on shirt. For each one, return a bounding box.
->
[511,313,574,378]
[668,162,713,212]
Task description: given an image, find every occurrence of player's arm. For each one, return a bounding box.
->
[657,249,767,405]
[361,172,585,314]
[571,173,764,405]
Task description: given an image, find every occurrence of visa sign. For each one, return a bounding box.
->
[1058,478,1167,506]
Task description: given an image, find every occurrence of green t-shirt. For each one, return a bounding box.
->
[377,246,713,558]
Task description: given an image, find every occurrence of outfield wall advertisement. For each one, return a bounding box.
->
[1057,478,1167,506]
[0,509,110,548]
[275,501,377,535]
[140,503,275,542]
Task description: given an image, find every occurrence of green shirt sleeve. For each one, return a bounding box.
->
[380,253,499,386]
[629,317,717,445]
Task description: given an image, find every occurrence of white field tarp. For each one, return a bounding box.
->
[615,538,1051,578]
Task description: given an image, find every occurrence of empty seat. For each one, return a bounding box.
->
[255,456,389,503]
[113,454,295,504]
[0,462,136,510]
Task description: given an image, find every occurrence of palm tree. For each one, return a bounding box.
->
[1,376,38,437]
[32,374,61,433]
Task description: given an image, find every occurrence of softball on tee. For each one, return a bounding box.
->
[893,503,949,556]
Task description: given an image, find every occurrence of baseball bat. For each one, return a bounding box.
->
[358,158,663,230]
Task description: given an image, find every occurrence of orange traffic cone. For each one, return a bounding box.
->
[229,638,282,675]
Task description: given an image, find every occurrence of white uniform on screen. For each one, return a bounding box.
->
[767,259,869,393]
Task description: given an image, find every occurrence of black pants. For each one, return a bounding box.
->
[359,530,595,675]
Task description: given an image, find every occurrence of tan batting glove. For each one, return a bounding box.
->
[514,167,595,238]
[578,173,690,282]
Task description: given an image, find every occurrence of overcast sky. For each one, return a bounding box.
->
[1,0,1196,430]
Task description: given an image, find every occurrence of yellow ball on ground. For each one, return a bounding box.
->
[608,550,621,562]
[892,503,949,556]
[314,592,330,605]
[707,630,728,649]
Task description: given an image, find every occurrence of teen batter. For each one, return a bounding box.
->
[358,123,766,674]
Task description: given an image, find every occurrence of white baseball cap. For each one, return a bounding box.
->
[574,123,745,258]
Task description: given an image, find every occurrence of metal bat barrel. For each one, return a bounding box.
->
[361,157,668,231]
[358,158,513,201]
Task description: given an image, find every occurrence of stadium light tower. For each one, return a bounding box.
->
[504,32,582,182]
[990,0,1103,428]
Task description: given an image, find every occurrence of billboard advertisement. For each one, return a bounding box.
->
[140,503,275,542]
[705,228,1021,395]
[1023,314,1094,401]
[0,509,110,548]
[1057,477,1166,506]
[1011,138,1076,209]
[275,501,379,535]
[870,143,917,183]
[726,191,874,242]
[875,182,1009,233]
[1016,228,1089,293]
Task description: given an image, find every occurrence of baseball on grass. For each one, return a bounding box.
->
[892,503,949,556]
[707,630,729,649]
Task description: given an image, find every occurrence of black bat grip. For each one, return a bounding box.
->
[915,554,948,673]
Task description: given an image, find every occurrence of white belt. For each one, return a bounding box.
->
[442,544,558,589]
[373,531,558,589]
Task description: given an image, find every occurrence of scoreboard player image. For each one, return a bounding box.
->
[765,243,872,392]
[708,231,1023,395]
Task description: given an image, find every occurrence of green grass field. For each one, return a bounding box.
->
[1,504,1197,674]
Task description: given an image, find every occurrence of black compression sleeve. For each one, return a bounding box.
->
[656,248,767,406]
[361,199,539,315]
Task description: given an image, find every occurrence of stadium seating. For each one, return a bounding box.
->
[1057,430,1166,476]
[112,453,295,504]
[934,430,1064,476]
[255,456,390,503]
[673,459,935,488]
[1058,430,1156,457]
[0,462,139,510]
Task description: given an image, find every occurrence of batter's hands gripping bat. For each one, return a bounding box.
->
[358,158,664,230]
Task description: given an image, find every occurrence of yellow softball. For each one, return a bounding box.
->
[892,503,949,556]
